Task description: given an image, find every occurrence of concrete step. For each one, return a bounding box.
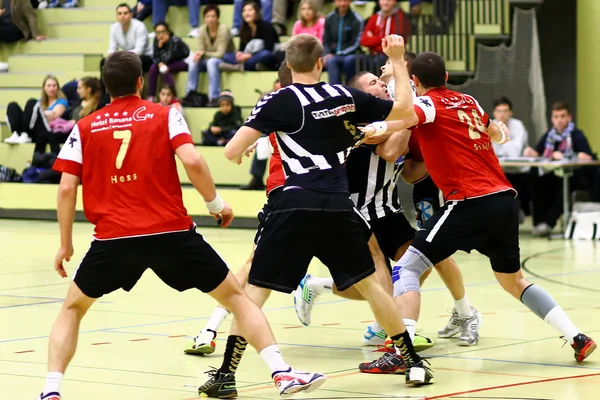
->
[7,54,102,73]
[13,39,108,55]
[38,8,115,24]
[0,72,100,88]
[0,89,40,108]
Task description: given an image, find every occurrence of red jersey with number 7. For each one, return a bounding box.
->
[412,87,512,201]
[52,96,194,240]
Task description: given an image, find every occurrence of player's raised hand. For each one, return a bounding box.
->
[495,120,511,144]
[382,34,406,60]
[212,202,234,228]
[54,244,74,278]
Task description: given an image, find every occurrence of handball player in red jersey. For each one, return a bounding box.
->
[362,49,596,365]
[35,51,326,400]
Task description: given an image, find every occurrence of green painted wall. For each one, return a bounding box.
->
[576,0,600,153]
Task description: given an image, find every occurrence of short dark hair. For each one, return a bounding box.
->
[347,71,371,89]
[551,101,570,114]
[160,83,177,98]
[103,51,142,98]
[411,52,446,89]
[278,62,292,87]
[404,51,417,75]
[285,34,323,73]
[493,96,512,110]
[154,21,171,34]
[116,3,130,11]
[203,4,220,18]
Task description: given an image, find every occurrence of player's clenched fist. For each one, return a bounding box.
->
[494,120,511,144]
[382,34,405,60]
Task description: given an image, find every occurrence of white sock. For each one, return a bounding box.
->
[371,321,384,333]
[43,372,63,395]
[403,318,417,342]
[544,306,580,345]
[454,295,473,318]
[259,344,290,374]
[202,307,230,335]
[308,277,333,295]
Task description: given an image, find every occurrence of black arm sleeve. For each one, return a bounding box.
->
[346,87,394,124]
[243,90,302,134]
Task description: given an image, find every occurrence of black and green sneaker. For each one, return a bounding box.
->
[198,368,238,399]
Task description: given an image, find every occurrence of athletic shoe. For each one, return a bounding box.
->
[572,334,597,362]
[273,368,327,398]
[362,325,386,346]
[4,132,19,143]
[413,334,435,352]
[184,329,216,355]
[293,274,317,326]
[458,308,482,346]
[35,392,61,400]
[16,133,32,143]
[438,308,460,338]
[405,359,434,386]
[198,368,237,399]
[358,352,406,374]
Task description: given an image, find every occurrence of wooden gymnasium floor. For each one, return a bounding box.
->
[1,220,600,400]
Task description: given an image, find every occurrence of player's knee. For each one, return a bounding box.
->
[392,246,433,297]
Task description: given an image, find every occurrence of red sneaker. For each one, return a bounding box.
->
[572,334,596,362]
[358,352,406,374]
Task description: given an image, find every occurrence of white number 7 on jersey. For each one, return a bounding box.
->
[113,130,132,169]
[457,109,486,139]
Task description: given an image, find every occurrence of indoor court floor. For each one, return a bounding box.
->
[1,219,599,400]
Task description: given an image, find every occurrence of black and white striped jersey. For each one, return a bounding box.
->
[346,145,403,221]
[244,82,393,195]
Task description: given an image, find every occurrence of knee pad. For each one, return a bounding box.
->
[392,246,433,297]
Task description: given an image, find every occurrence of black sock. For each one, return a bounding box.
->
[218,335,248,375]
[391,331,420,364]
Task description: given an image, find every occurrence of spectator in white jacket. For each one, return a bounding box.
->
[492,96,531,220]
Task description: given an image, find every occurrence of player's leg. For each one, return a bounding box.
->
[317,211,433,385]
[185,246,252,356]
[484,194,596,362]
[155,226,326,398]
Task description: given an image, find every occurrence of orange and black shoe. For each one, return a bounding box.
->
[572,334,597,362]
[358,352,406,374]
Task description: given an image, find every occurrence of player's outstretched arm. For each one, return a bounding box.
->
[176,143,234,228]
[55,172,80,278]
[381,35,416,122]
[375,129,411,162]
[224,126,263,164]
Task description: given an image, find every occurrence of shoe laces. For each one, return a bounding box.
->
[373,344,394,353]
[204,367,220,378]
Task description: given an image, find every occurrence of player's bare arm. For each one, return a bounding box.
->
[176,143,234,228]
[487,120,510,144]
[375,129,411,162]
[225,126,263,165]
[55,172,80,277]
[381,35,417,122]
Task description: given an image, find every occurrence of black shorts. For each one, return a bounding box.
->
[73,227,230,298]
[254,187,282,245]
[413,175,441,228]
[369,212,415,261]
[249,191,375,293]
[412,191,521,274]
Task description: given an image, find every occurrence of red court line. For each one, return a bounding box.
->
[14,350,35,354]
[90,342,111,346]
[168,335,187,338]
[425,372,600,400]
[129,338,149,342]
[360,320,375,323]
[321,323,341,326]
[283,325,303,329]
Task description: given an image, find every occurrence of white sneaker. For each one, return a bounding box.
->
[293,274,318,326]
[38,1,48,8]
[35,392,61,400]
[188,27,199,37]
[437,308,460,338]
[458,307,482,346]
[148,32,155,39]
[16,133,32,143]
[0,61,8,72]
[362,325,386,346]
[184,329,216,355]
[273,368,327,398]
[4,132,20,143]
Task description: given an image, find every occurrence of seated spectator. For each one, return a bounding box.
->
[132,0,152,21]
[157,83,183,112]
[152,0,200,37]
[491,96,530,219]
[0,0,47,43]
[322,0,363,84]
[409,0,456,34]
[360,0,409,65]
[147,21,190,101]
[104,3,153,73]
[5,75,69,156]
[202,91,243,146]
[186,4,235,105]
[292,0,324,41]
[221,1,278,71]
[231,0,272,36]
[69,77,105,122]
[45,0,78,7]
[523,101,595,236]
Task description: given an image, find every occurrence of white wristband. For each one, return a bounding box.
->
[494,129,506,144]
[205,193,224,213]
[372,121,388,136]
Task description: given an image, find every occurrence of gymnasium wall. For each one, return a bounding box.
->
[576,0,600,154]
